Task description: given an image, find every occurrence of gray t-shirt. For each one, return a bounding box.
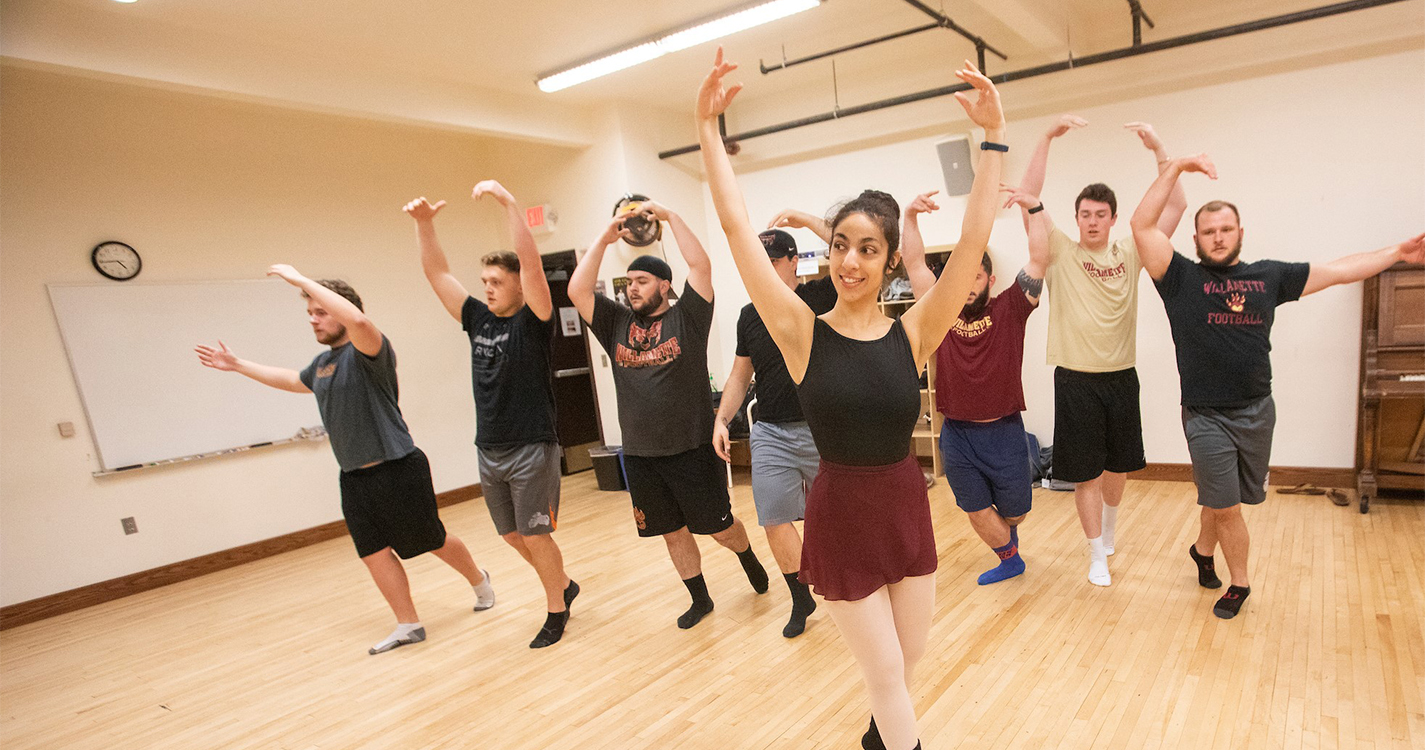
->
[590,281,714,457]
[299,335,416,471]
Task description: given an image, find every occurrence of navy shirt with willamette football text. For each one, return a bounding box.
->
[735,276,837,423]
[1153,252,1311,408]
[299,336,417,471]
[461,297,557,449]
[590,281,715,457]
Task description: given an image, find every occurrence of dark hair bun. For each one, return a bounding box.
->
[857,189,900,217]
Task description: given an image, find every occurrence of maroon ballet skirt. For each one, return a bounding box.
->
[798,453,937,601]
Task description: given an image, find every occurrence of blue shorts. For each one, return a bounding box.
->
[939,414,1033,517]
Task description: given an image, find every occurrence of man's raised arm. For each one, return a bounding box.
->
[1016,114,1085,230]
[899,190,942,299]
[1125,122,1187,237]
[569,215,628,324]
[474,179,553,320]
[1130,154,1218,281]
[402,197,469,322]
[641,201,713,301]
[268,264,383,356]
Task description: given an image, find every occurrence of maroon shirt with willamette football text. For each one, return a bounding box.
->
[934,285,1035,421]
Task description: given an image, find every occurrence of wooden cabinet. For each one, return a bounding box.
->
[1356,262,1425,513]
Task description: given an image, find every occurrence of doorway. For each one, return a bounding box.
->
[542,250,603,474]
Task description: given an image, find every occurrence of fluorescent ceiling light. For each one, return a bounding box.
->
[537,0,821,93]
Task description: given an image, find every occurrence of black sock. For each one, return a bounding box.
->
[678,574,715,629]
[782,572,817,638]
[529,610,569,649]
[861,717,886,750]
[563,579,581,610]
[1213,585,1251,619]
[1188,544,1223,589]
[736,546,770,594]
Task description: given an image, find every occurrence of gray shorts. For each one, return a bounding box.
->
[1182,396,1276,509]
[477,442,562,535]
[749,420,819,526]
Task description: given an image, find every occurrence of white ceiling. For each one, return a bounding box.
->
[3,0,1422,154]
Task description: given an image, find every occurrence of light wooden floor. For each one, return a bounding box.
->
[2,473,1421,749]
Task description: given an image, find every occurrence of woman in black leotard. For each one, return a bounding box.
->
[695,48,1006,750]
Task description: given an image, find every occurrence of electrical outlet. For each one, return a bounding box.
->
[121,517,138,535]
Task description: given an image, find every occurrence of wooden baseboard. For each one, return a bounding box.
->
[1129,463,1355,489]
[0,484,481,631]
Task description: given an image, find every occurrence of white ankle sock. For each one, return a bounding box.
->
[1102,505,1118,555]
[369,621,425,654]
[1087,537,1111,586]
[473,568,496,611]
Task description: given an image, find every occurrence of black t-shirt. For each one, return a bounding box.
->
[1154,252,1311,407]
[590,281,715,457]
[735,277,838,423]
[462,298,557,449]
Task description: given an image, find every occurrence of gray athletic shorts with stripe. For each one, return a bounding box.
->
[749,420,819,527]
[477,441,562,535]
[1182,395,1276,509]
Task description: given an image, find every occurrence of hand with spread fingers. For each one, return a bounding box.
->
[696,46,744,122]
[195,341,239,371]
[952,60,1004,131]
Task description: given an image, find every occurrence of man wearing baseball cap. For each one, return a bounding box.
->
[570,199,769,630]
[713,228,835,638]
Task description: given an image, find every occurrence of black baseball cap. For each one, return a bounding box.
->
[758,229,798,259]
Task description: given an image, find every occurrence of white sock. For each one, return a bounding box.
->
[1102,505,1118,555]
[473,568,496,611]
[1087,537,1111,586]
[370,621,423,654]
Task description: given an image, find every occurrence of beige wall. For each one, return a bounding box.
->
[0,66,599,605]
[699,48,1425,468]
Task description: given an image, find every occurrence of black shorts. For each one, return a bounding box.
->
[622,444,734,537]
[338,448,448,559]
[1052,367,1147,483]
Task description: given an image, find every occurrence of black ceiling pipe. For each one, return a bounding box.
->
[760,22,942,74]
[900,0,1008,61]
[659,0,1409,159]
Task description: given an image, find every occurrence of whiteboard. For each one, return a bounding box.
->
[49,281,325,472]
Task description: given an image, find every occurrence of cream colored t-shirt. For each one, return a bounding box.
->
[1045,227,1142,372]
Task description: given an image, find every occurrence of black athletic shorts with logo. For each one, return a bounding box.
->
[338,448,448,559]
[1052,367,1147,483]
[622,443,734,538]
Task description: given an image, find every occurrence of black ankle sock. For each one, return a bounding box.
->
[782,572,817,638]
[1213,585,1250,619]
[1188,544,1223,589]
[737,546,770,594]
[563,579,580,609]
[678,575,715,629]
[529,610,569,649]
[861,717,886,750]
